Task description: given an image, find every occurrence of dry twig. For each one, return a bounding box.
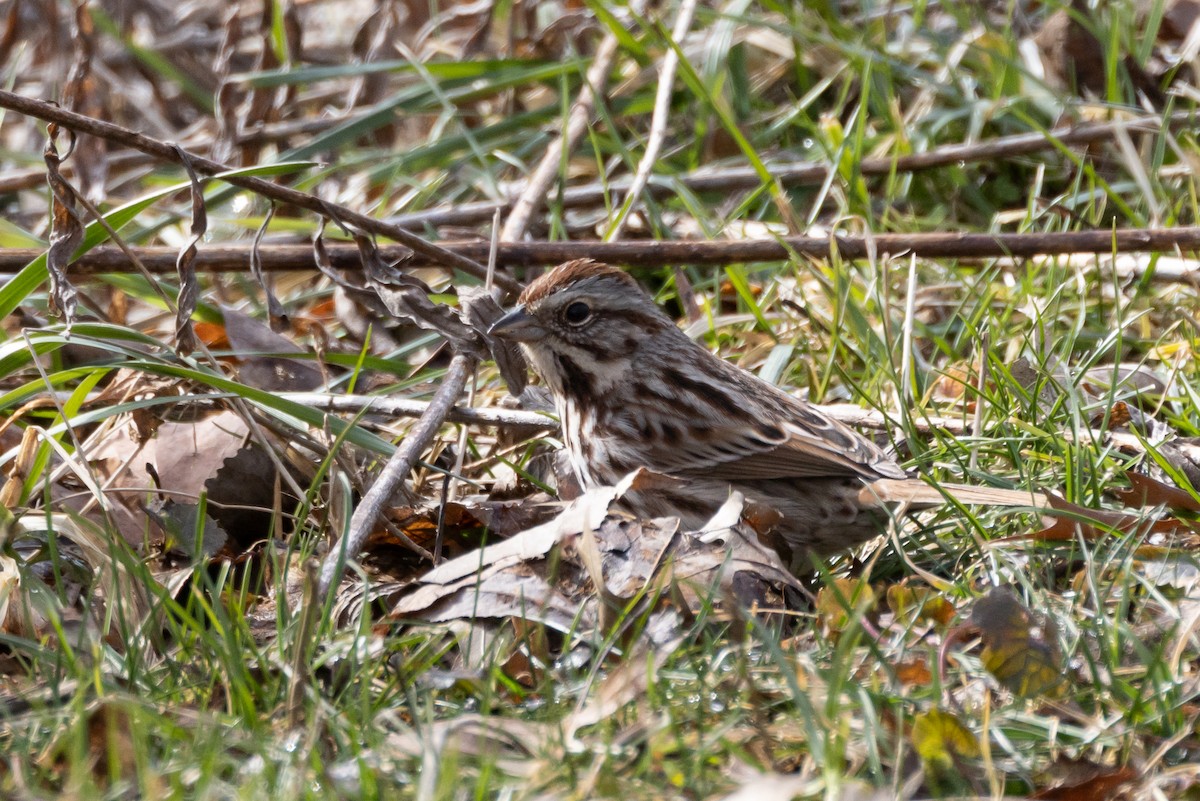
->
[0,89,522,295]
[317,353,477,599]
[18,227,1200,276]
[387,110,1199,229]
[500,31,623,241]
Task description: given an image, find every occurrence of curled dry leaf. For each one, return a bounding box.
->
[458,286,528,396]
[354,234,486,357]
[43,123,83,324]
[1007,493,1193,547]
[391,470,805,637]
[171,144,206,354]
[1110,471,1200,513]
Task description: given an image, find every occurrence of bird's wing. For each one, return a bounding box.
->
[643,380,907,482]
[670,415,907,481]
[620,339,907,482]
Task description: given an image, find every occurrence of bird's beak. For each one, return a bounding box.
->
[488,306,547,342]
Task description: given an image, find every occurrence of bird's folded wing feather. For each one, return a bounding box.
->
[661,417,908,482]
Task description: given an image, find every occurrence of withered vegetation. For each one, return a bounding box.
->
[3,1,1200,798]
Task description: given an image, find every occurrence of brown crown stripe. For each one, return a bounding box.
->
[520,259,637,305]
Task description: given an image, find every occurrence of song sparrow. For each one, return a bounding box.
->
[490,259,1036,565]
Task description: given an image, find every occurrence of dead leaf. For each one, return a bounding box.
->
[1031,760,1138,801]
[971,587,1067,699]
[816,578,877,635]
[43,123,83,324]
[1111,472,1200,513]
[887,583,956,628]
[81,410,251,546]
[1008,493,1190,546]
[911,709,980,771]
[895,657,933,687]
[222,306,324,392]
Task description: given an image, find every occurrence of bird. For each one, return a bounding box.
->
[489,259,1042,568]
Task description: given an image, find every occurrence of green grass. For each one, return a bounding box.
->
[2,0,1200,798]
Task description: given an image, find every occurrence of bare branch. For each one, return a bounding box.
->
[317,353,477,599]
[16,228,1200,277]
[0,88,522,295]
[500,31,623,241]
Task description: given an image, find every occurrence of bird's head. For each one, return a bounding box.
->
[489,260,675,398]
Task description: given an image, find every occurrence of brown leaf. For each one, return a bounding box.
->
[1031,761,1138,801]
[1163,0,1200,42]
[43,123,83,324]
[1010,493,1190,544]
[204,444,305,550]
[971,587,1067,699]
[222,306,324,391]
[895,657,933,687]
[1034,2,1165,104]
[81,410,252,546]
[1111,471,1200,513]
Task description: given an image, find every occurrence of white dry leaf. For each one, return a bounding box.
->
[674,492,806,598]
[392,469,674,623]
[405,468,676,590]
[394,468,802,626]
[396,563,592,634]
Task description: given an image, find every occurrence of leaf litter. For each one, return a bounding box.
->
[6,0,1200,796]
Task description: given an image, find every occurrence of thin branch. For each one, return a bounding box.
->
[0,88,522,295]
[19,227,1200,276]
[278,390,1104,441]
[280,392,550,430]
[385,110,1199,229]
[607,0,697,241]
[317,353,477,599]
[500,31,623,241]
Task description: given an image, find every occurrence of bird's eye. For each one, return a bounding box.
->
[563,301,591,325]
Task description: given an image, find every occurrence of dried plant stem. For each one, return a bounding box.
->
[20,227,1200,276]
[500,31,623,241]
[385,110,1199,229]
[0,88,521,294]
[607,0,697,241]
[317,353,476,599]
